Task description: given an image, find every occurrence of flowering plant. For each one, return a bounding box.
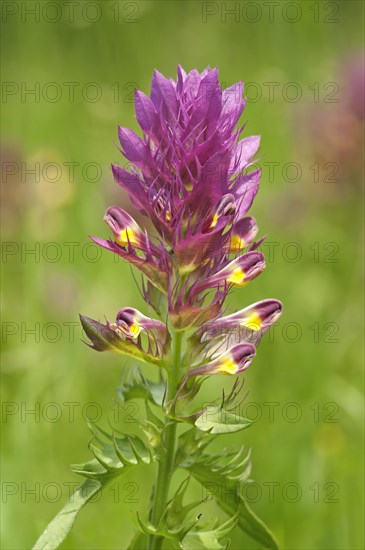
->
[34,66,282,550]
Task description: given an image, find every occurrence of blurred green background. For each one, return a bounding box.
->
[1,1,364,549]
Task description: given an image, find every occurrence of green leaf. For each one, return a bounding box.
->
[33,479,101,550]
[33,426,155,550]
[163,478,202,535]
[180,446,251,489]
[117,370,165,406]
[137,478,201,542]
[73,426,154,478]
[195,406,252,434]
[177,429,278,550]
[219,494,279,550]
[180,516,237,550]
[175,428,213,468]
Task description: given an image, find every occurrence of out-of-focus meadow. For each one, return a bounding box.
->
[1,1,364,549]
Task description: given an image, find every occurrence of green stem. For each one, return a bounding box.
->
[149,329,183,550]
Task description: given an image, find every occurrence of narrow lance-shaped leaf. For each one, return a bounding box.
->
[219,494,279,550]
[33,427,156,550]
[33,479,101,550]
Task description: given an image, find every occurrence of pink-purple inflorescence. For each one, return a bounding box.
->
[80,66,282,377]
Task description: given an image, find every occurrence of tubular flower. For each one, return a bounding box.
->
[112,307,169,356]
[113,307,167,339]
[194,299,283,353]
[187,344,256,377]
[200,299,283,339]
[81,66,282,379]
[191,251,266,295]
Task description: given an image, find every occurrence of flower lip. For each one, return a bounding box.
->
[103,210,120,236]
[237,299,283,332]
[103,206,142,247]
[229,343,256,373]
[116,307,136,325]
[228,216,258,253]
[215,194,236,218]
[114,307,167,341]
[187,342,256,377]
[113,308,140,339]
[202,194,236,233]
[242,252,266,280]
[258,299,283,327]
[224,251,265,284]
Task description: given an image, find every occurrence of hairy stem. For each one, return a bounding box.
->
[149,329,183,550]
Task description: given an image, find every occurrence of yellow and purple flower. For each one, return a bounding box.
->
[80,308,168,365]
[187,343,257,377]
[91,206,169,293]
[196,299,283,353]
